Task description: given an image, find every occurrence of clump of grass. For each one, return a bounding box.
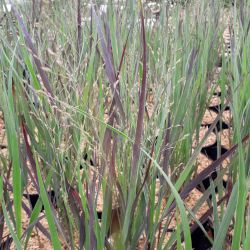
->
[0,0,250,249]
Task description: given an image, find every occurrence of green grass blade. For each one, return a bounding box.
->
[213,182,239,250]
[35,158,62,250]
[0,176,22,250]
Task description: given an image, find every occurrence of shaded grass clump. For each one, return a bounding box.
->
[0,0,250,249]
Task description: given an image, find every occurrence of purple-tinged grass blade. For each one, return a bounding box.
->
[104,17,114,68]
[79,212,85,250]
[169,193,229,250]
[131,5,147,179]
[102,110,115,156]
[0,162,12,243]
[161,113,172,177]
[162,133,249,221]
[76,0,82,61]
[89,168,98,250]
[131,139,155,220]
[21,203,51,241]
[4,179,51,240]
[190,193,229,234]
[101,24,130,175]
[116,29,131,79]
[103,26,130,154]
[100,29,131,194]
[9,2,55,104]
[155,103,235,229]
[179,133,249,200]
[87,184,97,250]
[106,27,130,115]
[21,120,39,188]
[92,5,125,122]
[91,6,116,84]
[115,181,125,213]
[187,48,198,77]
[65,181,85,248]
[66,180,84,211]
